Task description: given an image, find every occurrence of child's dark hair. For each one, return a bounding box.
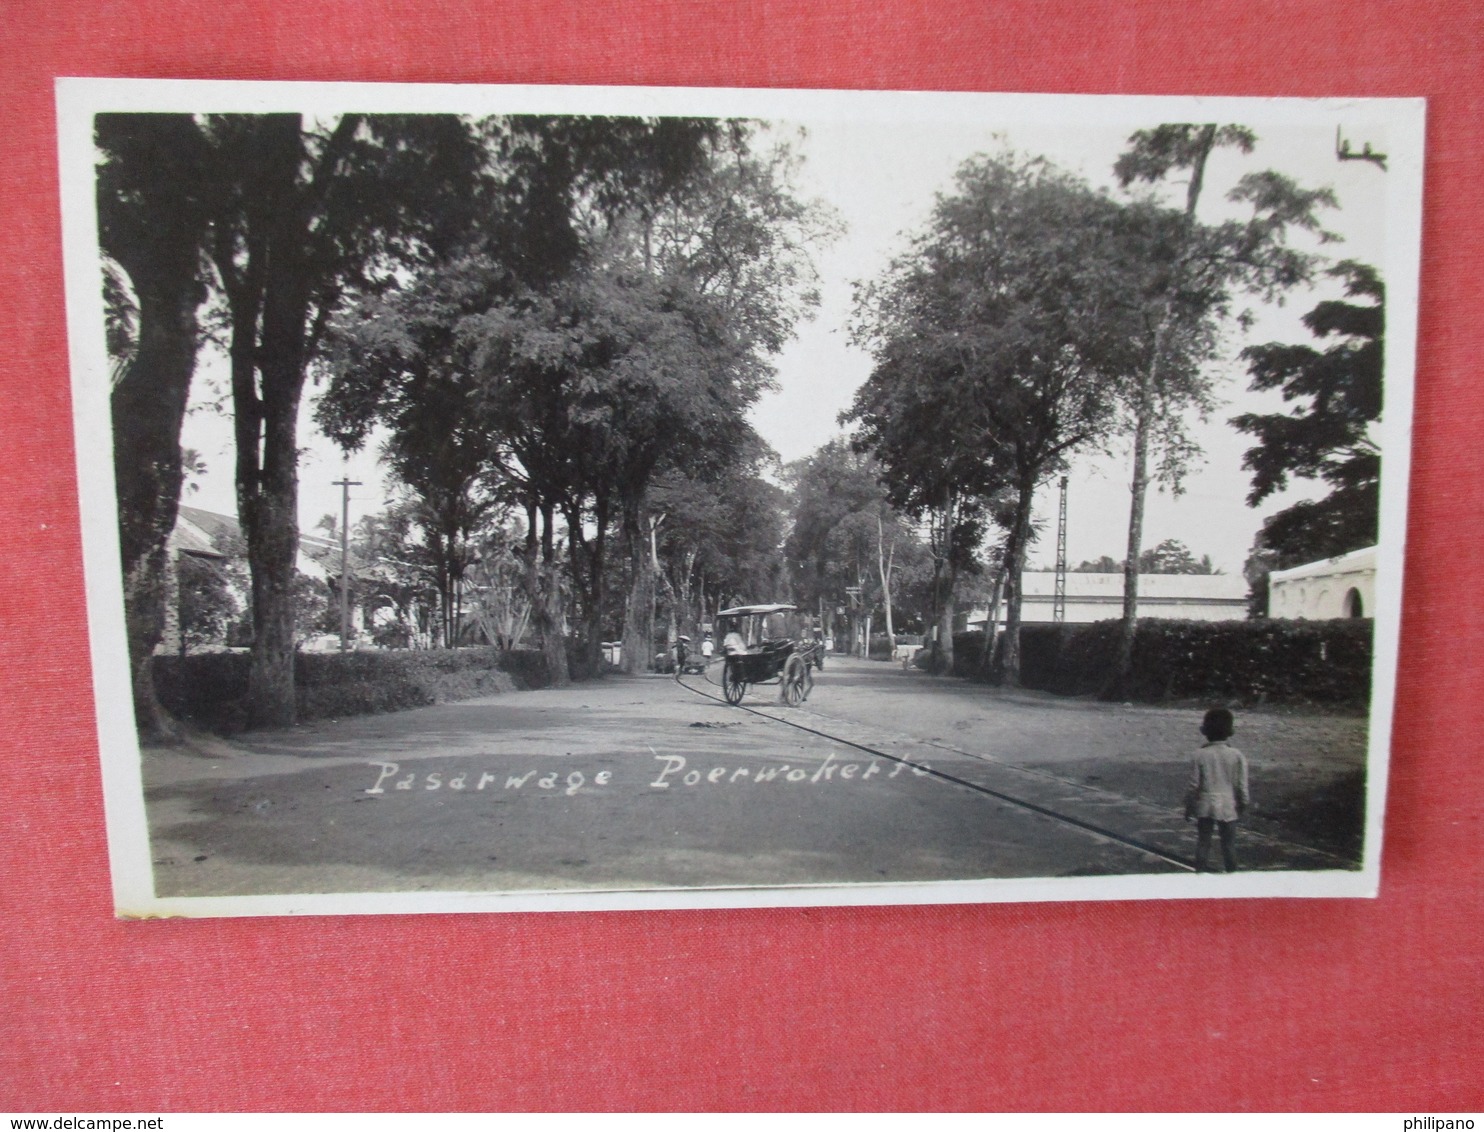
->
[1202,708,1235,741]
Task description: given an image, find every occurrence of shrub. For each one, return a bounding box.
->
[951,630,990,679]
[153,651,251,732]
[936,619,1371,704]
[153,646,554,734]
[975,618,1372,703]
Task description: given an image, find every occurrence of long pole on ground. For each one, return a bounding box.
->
[333,478,362,652]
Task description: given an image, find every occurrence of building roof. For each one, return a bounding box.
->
[170,509,227,558]
[173,505,368,577]
[1269,545,1377,585]
[1019,571,1247,601]
[176,505,241,552]
[962,571,1248,627]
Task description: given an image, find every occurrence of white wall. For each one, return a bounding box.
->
[1268,548,1377,620]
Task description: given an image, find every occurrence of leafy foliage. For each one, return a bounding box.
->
[848,150,1167,680]
[96,113,217,735]
[317,118,833,677]
[1137,539,1217,575]
[196,111,486,724]
[1074,540,1216,574]
[177,555,239,653]
[783,440,928,649]
[1107,122,1339,686]
[1235,261,1383,569]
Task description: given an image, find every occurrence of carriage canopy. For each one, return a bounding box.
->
[715,604,802,650]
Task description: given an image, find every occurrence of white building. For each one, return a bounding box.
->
[1267,546,1376,620]
[963,571,1249,629]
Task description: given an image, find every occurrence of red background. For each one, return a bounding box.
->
[2,1,1480,1112]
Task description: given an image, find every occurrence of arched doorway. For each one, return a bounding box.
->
[1344,588,1364,618]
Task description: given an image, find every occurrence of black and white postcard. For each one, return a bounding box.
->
[57,80,1423,916]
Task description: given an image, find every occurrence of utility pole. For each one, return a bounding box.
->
[333,478,362,652]
[1053,475,1068,624]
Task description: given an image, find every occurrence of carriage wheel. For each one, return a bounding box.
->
[782,655,808,706]
[722,660,747,705]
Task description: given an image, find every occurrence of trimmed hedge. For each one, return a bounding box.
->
[951,618,1371,704]
[154,646,552,734]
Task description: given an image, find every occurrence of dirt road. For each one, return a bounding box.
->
[142,655,1368,899]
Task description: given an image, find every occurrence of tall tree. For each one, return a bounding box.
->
[463,122,833,676]
[784,440,920,656]
[1234,260,1384,576]
[848,388,989,672]
[785,440,881,635]
[419,116,758,682]
[318,257,503,648]
[1108,123,1339,691]
[204,113,480,724]
[648,440,790,648]
[601,134,833,674]
[96,114,214,738]
[849,152,1153,683]
[656,458,791,624]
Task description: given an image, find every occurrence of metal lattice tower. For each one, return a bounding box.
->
[1053,476,1068,624]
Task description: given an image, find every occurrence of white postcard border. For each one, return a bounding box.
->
[56,78,1424,918]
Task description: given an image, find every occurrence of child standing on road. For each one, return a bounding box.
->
[1184,707,1251,872]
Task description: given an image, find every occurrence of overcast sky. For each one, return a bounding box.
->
[176,104,1394,575]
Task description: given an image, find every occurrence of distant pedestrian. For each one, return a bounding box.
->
[1184,708,1251,872]
[675,636,690,681]
[701,633,714,660]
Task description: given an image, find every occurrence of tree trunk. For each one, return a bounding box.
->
[111,282,203,739]
[926,549,944,674]
[876,514,896,653]
[581,516,599,682]
[980,561,1006,672]
[242,459,299,728]
[522,507,546,659]
[541,505,570,686]
[243,301,308,728]
[997,479,1036,687]
[936,571,956,675]
[1112,330,1160,696]
[238,115,310,729]
[99,114,212,741]
[571,494,609,679]
[620,497,653,674]
[677,549,696,639]
[1112,123,1216,696]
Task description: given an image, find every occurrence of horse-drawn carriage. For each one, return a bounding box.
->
[714,603,822,706]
